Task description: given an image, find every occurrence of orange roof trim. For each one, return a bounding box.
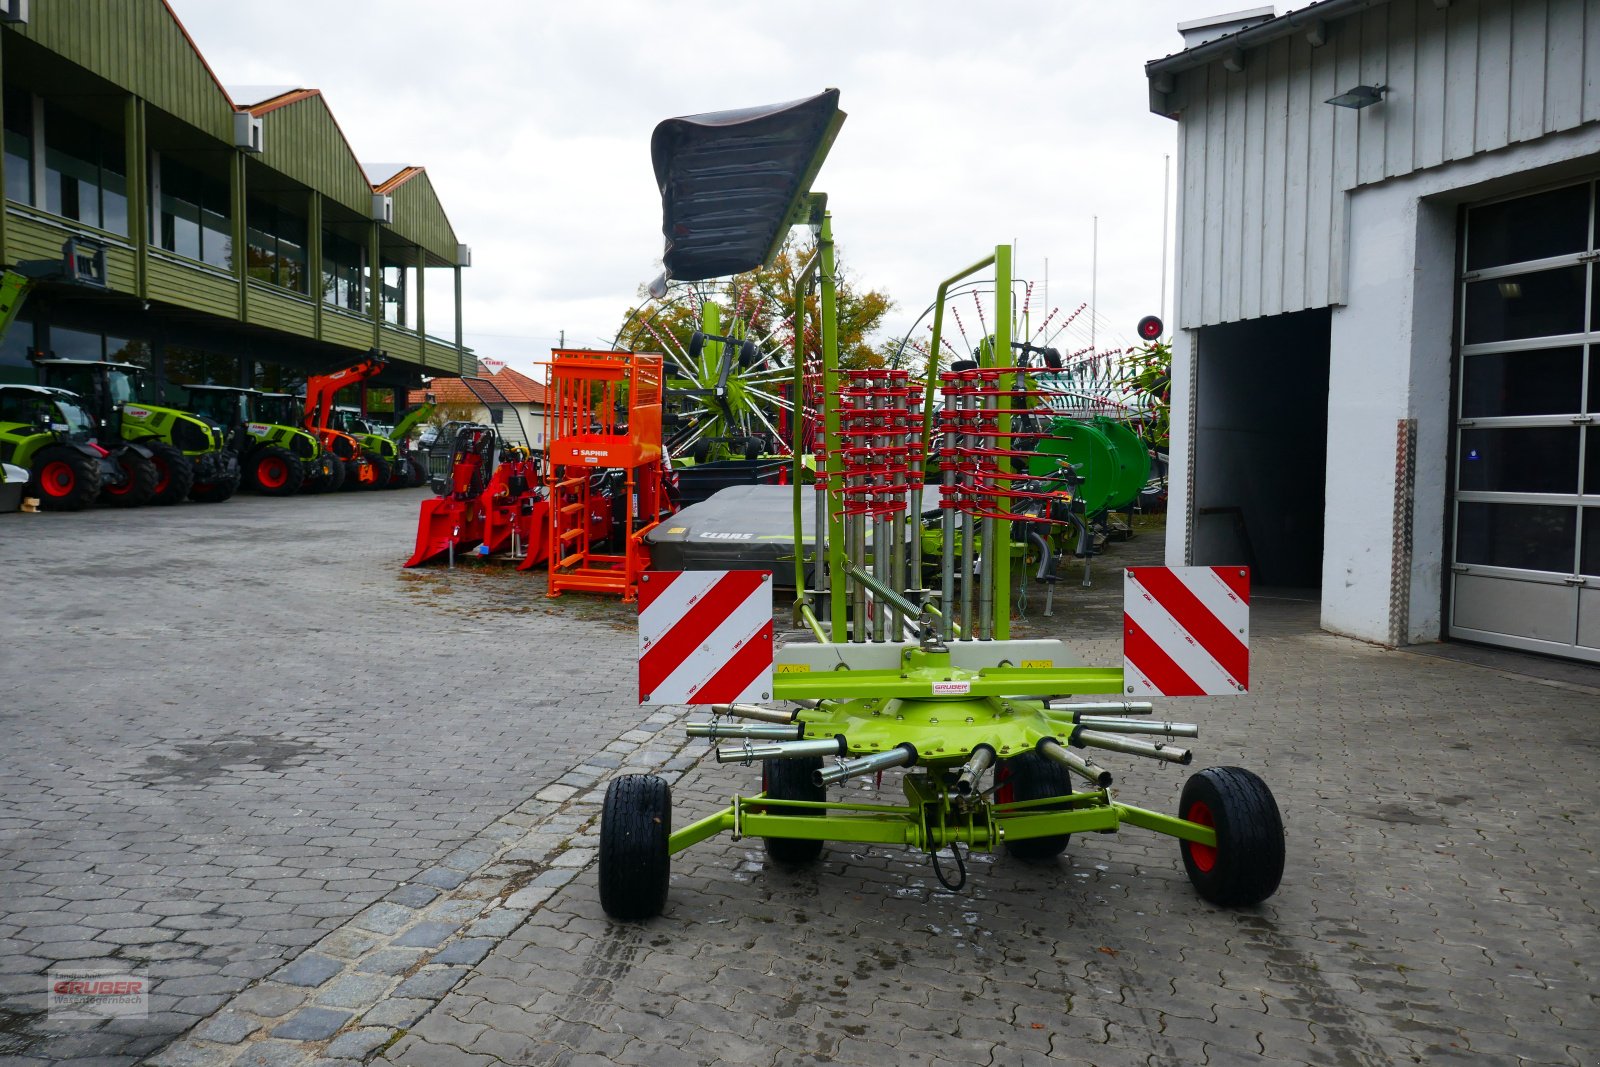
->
[246,88,322,116]
[374,166,425,194]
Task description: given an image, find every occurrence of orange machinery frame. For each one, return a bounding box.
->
[544,349,668,601]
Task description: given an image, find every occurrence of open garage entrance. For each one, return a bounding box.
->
[1190,308,1331,588]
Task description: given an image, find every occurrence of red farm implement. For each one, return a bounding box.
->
[543,349,674,601]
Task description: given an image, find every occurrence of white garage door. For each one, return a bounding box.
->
[1451,180,1600,663]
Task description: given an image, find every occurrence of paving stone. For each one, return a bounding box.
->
[391,921,458,949]
[361,997,433,1028]
[326,1028,393,1059]
[313,971,394,1008]
[226,983,306,1019]
[465,909,527,938]
[392,966,469,1000]
[273,953,342,988]
[384,884,440,909]
[195,1010,260,1044]
[354,948,425,976]
[430,938,495,967]
[270,1006,352,1041]
[412,868,467,891]
[351,903,414,936]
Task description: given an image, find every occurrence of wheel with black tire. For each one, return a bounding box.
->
[189,464,241,504]
[997,750,1075,861]
[365,455,392,490]
[321,454,346,492]
[28,446,102,511]
[599,774,671,921]
[340,458,368,490]
[100,451,158,508]
[145,442,194,506]
[759,757,825,864]
[247,446,305,496]
[404,455,426,488]
[1178,766,1285,907]
[383,452,408,488]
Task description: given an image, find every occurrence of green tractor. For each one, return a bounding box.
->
[32,359,240,505]
[0,383,153,510]
[326,405,422,488]
[183,385,339,495]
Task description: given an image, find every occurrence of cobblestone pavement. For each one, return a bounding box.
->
[5,498,1599,1067]
[0,490,646,1064]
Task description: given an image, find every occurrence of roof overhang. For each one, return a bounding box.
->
[1144,0,1393,118]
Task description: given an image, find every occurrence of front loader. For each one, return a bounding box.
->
[303,352,399,489]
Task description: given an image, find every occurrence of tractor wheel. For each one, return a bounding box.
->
[100,451,159,508]
[997,750,1075,862]
[29,446,102,511]
[405,456,426,488]
[366,456,392,490]
[248,447,305,496]
[1178,767,1285,907]
[384,454,409,489]
[760,757,825,864]
[145,442,195,506]
[340,458,368,491]
[321,455,347,492]
[599,775,671,921]
[189,464,241,504]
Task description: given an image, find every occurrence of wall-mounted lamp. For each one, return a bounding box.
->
[1326,84,1388,109]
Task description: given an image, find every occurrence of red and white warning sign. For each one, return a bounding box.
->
[1123,566,1249,696]
[638,570,774,705]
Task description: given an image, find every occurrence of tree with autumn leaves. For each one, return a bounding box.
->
[614,235,895,370]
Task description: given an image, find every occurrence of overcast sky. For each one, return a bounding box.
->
[176,0,1218,376]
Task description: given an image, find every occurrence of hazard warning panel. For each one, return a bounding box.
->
[1123,566,1249,697]
[638,570,774,705]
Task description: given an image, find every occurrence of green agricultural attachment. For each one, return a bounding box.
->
[599,90,1282,922]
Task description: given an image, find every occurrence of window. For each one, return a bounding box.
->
[41,101,127,236]
[247,197,308,294]
[48,326,104,361]
[322,231,365,312]
[381,261,407,327]
[0,317,33,384]
[252,360,302,394]
[4,87,31,205]
[164,347,241,394]
[107,337,151,369]
[157,155,232,269]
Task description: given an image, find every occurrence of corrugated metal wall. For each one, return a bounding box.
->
[10,0,232,141]
[1172,0,1600,329]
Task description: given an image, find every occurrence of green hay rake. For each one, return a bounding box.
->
[600,90,1283,921]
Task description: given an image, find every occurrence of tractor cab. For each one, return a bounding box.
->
[184,384,331,495]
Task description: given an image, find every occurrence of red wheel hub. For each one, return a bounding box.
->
[258,456,288,489]
[152,459,170,494]
[1184,800,1217,873]
[104,458,135,496]
[39,460,75,497]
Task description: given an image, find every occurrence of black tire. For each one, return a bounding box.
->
[145,442,194,506]
[1178,767,1285,907]
[246,446,305,496]
[29,445,102,511]
[599,775,671,921]
[366,455,392,490]
[100,451,158,508]
[760,757,825,864]
[404,455,426,488]
[313,454,345,493]
[997,750,1075,861]
[189,464,241,504]
[340,458,368,491]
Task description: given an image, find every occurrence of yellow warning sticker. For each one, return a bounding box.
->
[666,527,686,534]
[774,664,811,673]
[1020,659,1054,668]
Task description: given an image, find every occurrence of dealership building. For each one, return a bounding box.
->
[1149,0,1600,662]
[0,0,471,414]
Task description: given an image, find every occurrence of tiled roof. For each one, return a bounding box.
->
[408,366,546,407]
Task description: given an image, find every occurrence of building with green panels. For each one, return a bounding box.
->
[0,0,471,413]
